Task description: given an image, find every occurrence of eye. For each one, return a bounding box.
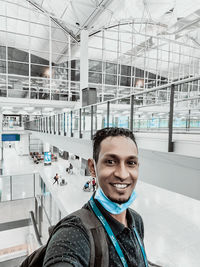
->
[105,159,116,165]
[127,160,137,166]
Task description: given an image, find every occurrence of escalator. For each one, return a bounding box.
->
[0,210,42,267]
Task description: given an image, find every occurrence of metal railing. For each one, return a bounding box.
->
[25,76,200,152]
[29,211,42,246]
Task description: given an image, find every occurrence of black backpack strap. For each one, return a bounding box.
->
[20,207,109,267]
[20,245,46,267]
[90,227,109,267]
[71,208,109,267]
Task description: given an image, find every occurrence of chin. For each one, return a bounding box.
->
[108,195,130,204]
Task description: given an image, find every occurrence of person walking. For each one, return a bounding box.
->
[53,173,59,185]
[92,177,96,192]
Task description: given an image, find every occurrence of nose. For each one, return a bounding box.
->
[114,163,129,180]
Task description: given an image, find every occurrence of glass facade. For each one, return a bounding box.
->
[1,1,200,105]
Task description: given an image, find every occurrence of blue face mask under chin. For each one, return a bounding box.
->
[94,186,137,215]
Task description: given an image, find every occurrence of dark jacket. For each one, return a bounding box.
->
[43,199,146,267]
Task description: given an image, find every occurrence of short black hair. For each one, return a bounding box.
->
[93,127,137,162]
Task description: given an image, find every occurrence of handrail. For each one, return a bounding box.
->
[29,211,43,246]
[26,74,200,123]
[24,74,200,151]
[0,172,38,178]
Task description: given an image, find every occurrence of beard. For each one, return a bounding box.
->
[108,195,130,204]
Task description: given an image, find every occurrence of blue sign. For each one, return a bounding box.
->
[2,134,20,142]
[44,152,51,165]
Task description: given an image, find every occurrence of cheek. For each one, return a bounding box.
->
[97,168,113,183]
[131,169,139,180]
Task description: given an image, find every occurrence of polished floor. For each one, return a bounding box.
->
[1,147,200,267]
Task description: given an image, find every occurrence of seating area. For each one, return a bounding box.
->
[30,152,57,164]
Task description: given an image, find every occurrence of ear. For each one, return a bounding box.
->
[88,158,96,178]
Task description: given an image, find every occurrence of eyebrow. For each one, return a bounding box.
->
[103,154,138,160]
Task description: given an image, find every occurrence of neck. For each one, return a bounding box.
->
[110,209,128,227]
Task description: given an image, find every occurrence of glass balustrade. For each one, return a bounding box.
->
[72,110,79,138]
[0,173,38,202]
[0,175,11,201]
[55,114,58,135]
[60,113,64,136]
[95,102,107,132]
[65,112,71,137]
[37,175,62,226]
[81,107,91,139]
[110,97,131,129]
[12,173,34,200]
[24,78,200,137]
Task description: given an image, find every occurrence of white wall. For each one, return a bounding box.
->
[173,134,200,157]
[135,132,168,152]
[29,134,43,153]
[43,142,50,152]
[139,149,200,201]
[31,132,93,159]
[135,132,200,158]
[15,134,29,156]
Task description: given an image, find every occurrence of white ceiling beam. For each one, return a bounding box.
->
[160,10,200,36]
[26,0,79,42]
[76,0,114,34]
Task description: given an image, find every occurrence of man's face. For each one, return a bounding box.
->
[93,136,139,204]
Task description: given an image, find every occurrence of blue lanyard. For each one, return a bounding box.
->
[133,227,148,267]
[89,197,128,267]
[89,197,148,267]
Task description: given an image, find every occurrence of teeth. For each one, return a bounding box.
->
[113,184,128,189]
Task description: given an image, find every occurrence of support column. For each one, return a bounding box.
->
[49,17,52,100]
[80,30,91,177]
[46,117,48,133]
[79,108,82,138]
[168,84,175,152]
[58,114,61,135]
[68,35,71,101]
[80,29,89,105]
[130,95,134,132]
[91,105,93,140]
[49,117,52,134]
[70,111,73,137]
[53,115,56,135]
[187,109,191,131]
[107,101,110,127]
[64,113,66,136]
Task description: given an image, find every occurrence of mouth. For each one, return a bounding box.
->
[111,183,130,189]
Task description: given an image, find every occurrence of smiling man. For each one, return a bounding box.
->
[42,127,148,267]
[88,130,140,228]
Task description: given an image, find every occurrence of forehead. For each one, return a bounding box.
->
[99,136,138,157]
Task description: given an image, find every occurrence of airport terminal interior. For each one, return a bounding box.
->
[0,0,200,266]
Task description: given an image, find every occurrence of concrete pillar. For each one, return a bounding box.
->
[81,158,90,176]
[80,29,89,104]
